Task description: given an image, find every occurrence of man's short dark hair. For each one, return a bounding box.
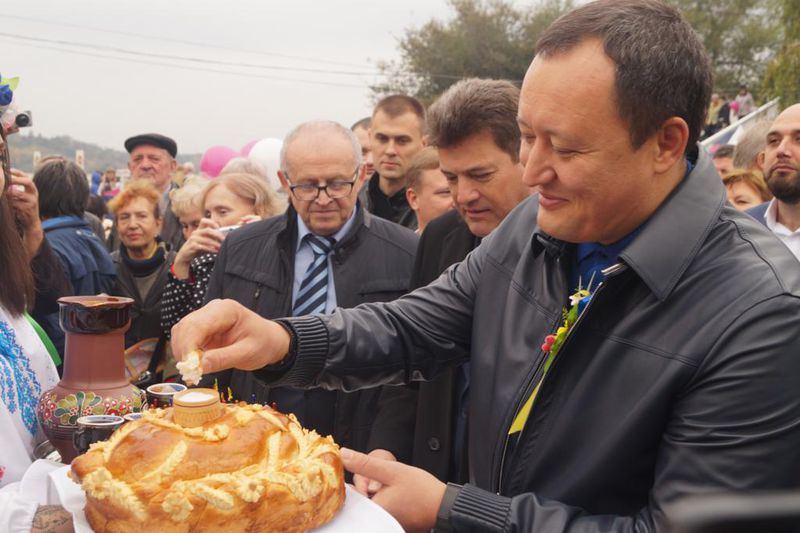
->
[713,144,735,159]
[426,78,521,162]
[536,0,712,153]
[373,95,425,123]
[33,158,90,219]
[351,117,371,131]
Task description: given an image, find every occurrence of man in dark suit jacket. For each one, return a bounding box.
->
[359,78,532,490]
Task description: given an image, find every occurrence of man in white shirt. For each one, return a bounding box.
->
[747,104,800,261]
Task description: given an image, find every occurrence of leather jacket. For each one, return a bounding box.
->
[267,148,800,532]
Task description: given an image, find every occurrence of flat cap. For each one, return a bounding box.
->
[124,133,177,158]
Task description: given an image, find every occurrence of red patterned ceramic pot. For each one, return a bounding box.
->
[36,296,146,462]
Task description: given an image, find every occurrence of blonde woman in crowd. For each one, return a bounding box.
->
[722,169,773,211]
[160,173,284,337]
[169,175,210,242]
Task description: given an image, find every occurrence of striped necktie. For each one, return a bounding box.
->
[293,234,336,316]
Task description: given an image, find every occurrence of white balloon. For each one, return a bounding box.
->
[248,138,283,191]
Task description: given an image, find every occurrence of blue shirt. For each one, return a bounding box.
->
[570,229,642,291]
[292,207,358,313]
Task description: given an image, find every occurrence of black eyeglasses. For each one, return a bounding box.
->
[286,169,359,201]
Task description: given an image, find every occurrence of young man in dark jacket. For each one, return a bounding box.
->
[201,120,417,454]
[173,2,800,531]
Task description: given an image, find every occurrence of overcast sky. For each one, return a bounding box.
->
[2,0,535,156]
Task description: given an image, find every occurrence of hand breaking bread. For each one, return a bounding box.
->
[176,349,203,386]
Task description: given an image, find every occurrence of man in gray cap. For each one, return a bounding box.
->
[109,133,183,251]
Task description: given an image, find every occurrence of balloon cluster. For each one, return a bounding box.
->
[199,138,282,191]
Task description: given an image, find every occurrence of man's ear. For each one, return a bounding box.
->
[756,151,766,172]
[277,170,292,196]
[352,163,368,196]
[169,158,177,172]
[406,187,419,211]
[421,135,429,147]
[652,117,689,175]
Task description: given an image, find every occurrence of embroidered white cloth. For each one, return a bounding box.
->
[0,306,59,489]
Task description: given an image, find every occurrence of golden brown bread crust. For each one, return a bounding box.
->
[71,403,345,532]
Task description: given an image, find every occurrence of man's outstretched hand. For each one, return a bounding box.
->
[342,447,446,533]
[171,299,291,374]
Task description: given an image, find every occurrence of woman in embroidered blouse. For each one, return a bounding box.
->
[0,133,70,530]
[160,173,284,338]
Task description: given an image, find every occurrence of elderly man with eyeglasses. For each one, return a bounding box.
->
[198,120,418,455]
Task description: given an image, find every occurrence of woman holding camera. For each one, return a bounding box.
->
[160,173,283,337]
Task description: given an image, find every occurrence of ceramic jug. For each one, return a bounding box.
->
[36,296,145,462]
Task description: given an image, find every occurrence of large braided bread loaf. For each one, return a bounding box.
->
[70,403,345,532]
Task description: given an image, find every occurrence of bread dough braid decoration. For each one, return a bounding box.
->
[70,403,345,533]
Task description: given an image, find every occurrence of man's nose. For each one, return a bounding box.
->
[456,180,480,207]
[521,142,555,188]
[385,141,398,155]
[777,137,794,159]
[315,188,334,205]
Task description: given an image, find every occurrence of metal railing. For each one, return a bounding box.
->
[701,98,781,149]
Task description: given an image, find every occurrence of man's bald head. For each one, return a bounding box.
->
[280,121,362,176]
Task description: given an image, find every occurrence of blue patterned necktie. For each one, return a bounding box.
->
[293,234,336,316]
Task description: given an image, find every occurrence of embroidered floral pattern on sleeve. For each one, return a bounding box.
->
[0,319,43,435]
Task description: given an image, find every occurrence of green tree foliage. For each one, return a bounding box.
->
[667,0,782,97]
[762,0,800,107]
[376,0,783,104]
[372,0,573,103]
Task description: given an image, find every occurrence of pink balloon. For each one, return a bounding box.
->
[200,145,238,178]
[240,139,259,157]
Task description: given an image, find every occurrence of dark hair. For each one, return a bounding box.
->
[351,117,371,131]
[536,0,712,153]
[426,78,521,162]
[34,159,90,219]
[373,95,426,123]
[0,128,35,315]
[86,194,108,220]
[713,144,735,159]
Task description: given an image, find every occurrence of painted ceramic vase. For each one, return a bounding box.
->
[36,296,146,463]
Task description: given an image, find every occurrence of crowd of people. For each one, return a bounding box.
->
[2,0,800,531]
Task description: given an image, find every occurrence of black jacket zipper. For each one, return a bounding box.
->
[496,262,627,494]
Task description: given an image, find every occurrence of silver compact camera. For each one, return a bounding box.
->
[15,110,32,128]
[218,225,241,235]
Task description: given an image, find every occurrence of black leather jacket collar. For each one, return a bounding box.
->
[531,148,726,301]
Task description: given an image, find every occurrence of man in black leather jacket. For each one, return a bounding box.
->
[173,1,800,531]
